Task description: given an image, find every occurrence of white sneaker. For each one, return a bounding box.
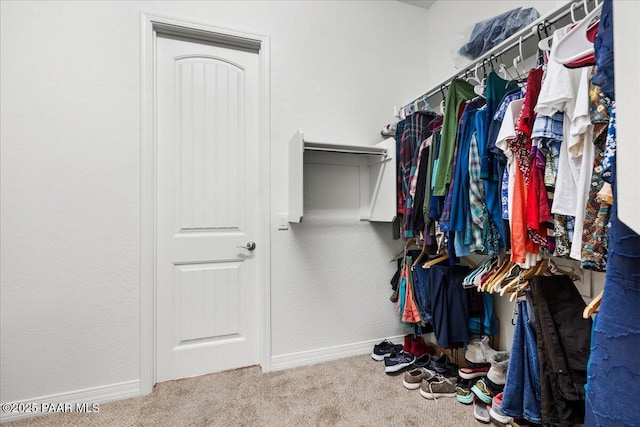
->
[486,351,510,386]
[465,335,497,366]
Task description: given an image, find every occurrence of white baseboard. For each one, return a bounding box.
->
[0,380,140,423]
[270,335,406,372]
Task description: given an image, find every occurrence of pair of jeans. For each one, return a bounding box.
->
[501,298,542,424]
[414,264,470,348]
[529,275,592,426]
[585,197,640,426]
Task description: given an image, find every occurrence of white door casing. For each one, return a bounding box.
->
[141,15,271,389]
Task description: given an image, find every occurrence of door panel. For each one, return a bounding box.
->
[156,35,260,382]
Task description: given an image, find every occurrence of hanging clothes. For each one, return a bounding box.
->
[529,275,592,425]
[432,79,476,196]
[501,298,542,425]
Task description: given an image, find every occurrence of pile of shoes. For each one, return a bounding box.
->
[372,334,521,425]
[371,334,437,374]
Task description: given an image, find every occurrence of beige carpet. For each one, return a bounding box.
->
[6,354,486,426]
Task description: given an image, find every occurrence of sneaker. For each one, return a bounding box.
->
[455,378,475,404]
[465,335,497,367]
[402,367,436,390]
[371,340,403,361]
[429,353,458,377]
[489,393,514,426]
[413,353,431,368]
[473,396,491,423]
[458,365,490,379]
[419,374,456,399]
[384,351,415,373]
[471,378,500,404]
[487,351,510,386]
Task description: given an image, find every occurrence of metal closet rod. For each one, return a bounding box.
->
[401,0,595,112]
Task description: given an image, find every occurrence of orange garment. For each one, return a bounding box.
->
[511,158,528,264]
[402,264,422,324]
[511,158,539,264]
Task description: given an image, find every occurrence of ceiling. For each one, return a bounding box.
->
[397,0,436,10]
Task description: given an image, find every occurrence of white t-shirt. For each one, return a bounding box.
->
[537,30,593,225]
[570,125,595,261]
[495,98,525,227]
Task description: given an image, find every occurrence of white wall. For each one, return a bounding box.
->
[0,0,430,411]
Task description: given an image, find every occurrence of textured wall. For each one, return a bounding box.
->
[0,0,430,405]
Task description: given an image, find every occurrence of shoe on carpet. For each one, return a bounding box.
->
[402,367,436,390]
[464,335,496,368]
[473,396,491,423]
[419,374,456,399]
[458,365,490,379]
[384,351,415,373]
[371,340,403,361]
[455,378,475,404]
[489,392,514,427]
[403,334,437,357]
[486,351,510,386]
[429,353,458,377]
[470,377,501,404]
[413,353,431,368]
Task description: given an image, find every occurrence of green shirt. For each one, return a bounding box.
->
[432,79,476,196]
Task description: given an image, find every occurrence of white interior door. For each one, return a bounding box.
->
[155,34,261,382]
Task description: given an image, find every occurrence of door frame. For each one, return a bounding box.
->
[140,13,271,394]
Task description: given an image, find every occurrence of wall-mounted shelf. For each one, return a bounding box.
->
[288,129,396,224]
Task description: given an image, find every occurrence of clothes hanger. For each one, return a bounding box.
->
[583,290,603,318]
[467,63,483,87]
[537,20,554,52]
[476,257,502,289]
[484,257,515,293]
[438,85,447,115]
[422,252,449,269]
[473,60,488,98]
[512,36,527,81]
[389,238,417,263]
[500,258,548,297]
[461,256,479,269]
[547,258,582,281]
[511,261,549,300]
[481,257,509,293]
[551,2,602,65]
[411,239,428,268]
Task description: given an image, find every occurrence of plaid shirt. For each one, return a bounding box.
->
[399,112,436,238]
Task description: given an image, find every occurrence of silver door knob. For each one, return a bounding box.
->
[237,241,256,251]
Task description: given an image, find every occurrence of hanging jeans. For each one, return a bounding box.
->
[585,201,640,426]
[501,298,542,424]
[528,275,592,426]
[415,264,470,348]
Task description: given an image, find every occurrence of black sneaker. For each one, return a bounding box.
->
[429,353,459,377]
[413,353,432,368]
[371,340,403,361]
[384,351,416,373]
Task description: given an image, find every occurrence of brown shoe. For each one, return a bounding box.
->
[419,374,456,399]
[402,367,436,390]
